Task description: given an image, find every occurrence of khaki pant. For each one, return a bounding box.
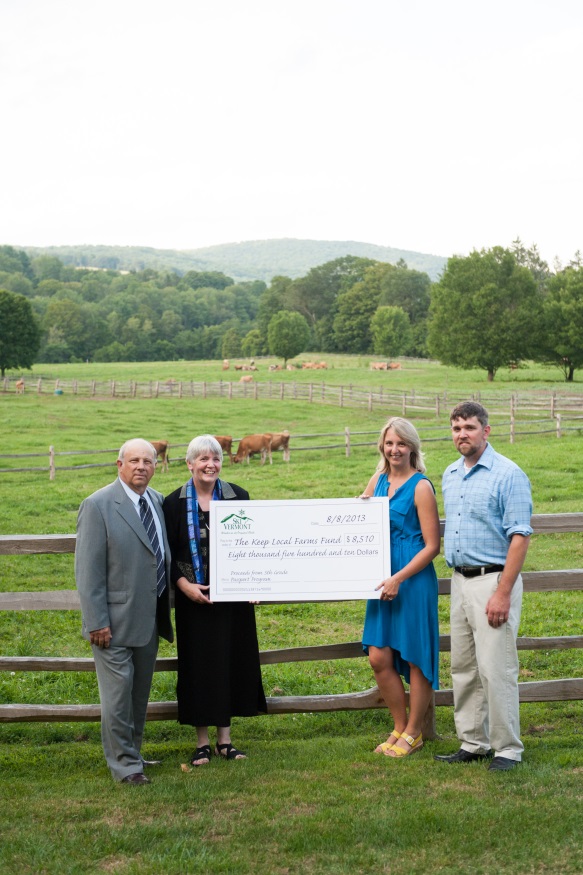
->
[450,570,524,761]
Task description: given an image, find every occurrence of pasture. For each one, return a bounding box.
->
[1,358,582,875]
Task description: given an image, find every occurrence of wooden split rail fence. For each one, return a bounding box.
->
[1,514,582,736]
[3,376,583,417]
[1,414,583,478]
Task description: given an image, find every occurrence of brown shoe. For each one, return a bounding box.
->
[121,773,150,785]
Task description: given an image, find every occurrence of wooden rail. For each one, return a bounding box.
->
[1,513,582,725]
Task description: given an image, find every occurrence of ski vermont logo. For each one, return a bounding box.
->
[220,509,254,530]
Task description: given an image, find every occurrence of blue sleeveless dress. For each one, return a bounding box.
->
[362,471,439,689]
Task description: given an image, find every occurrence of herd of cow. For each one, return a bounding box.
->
[222,359,329,381]
[150,431,290,472]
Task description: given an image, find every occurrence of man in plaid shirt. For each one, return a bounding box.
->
[435,401,533,771]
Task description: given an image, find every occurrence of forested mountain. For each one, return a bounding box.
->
[23,239,447,282]
[3,241,581,380]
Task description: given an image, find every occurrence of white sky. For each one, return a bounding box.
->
[1,0,582,265]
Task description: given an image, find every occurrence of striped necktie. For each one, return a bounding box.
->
[139,496,167,596]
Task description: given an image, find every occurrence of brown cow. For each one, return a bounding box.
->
[388,362,402,370]
[214,435,233,463]
[222,359,230,370]
[239,375,253,383]
[150,440,170,473]
[370,361,388,370]
[264,431,290,463]
[15,379,25,394]
[233,433,272,465]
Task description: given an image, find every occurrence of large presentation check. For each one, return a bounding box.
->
[209,497,390,602]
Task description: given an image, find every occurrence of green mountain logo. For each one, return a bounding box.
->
[220,509,254,524]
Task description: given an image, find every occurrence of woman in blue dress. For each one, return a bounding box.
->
[361,417,440,758]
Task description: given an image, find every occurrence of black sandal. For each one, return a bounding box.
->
[190,745,212,766]
[215,742,247,760]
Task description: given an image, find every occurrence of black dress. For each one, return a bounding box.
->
[163,480,267,727]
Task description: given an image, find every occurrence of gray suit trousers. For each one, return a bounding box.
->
[92,624,159,781]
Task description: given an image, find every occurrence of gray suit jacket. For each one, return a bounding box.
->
[75,479,173,645]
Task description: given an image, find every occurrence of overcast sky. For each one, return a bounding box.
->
[1,0,582,266]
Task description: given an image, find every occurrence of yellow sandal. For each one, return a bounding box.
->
[388,732,423,758]
[374,731,401,754]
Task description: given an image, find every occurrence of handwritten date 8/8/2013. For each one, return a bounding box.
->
[325,513,366,525]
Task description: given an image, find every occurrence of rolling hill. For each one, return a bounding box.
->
[24,238,447,282]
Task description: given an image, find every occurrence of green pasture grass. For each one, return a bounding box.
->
[0,708,582,875]
[0,360,582,874]
[11,353,583,390]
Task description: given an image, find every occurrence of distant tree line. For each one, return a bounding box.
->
[0,241,582,380]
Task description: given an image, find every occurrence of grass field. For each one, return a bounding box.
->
[1,358,582,874]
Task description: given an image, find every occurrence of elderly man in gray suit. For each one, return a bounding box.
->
[75,438,173,784]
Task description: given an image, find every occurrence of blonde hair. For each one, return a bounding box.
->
[377,417,426,474]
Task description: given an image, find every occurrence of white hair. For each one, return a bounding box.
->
[185,434,223,463]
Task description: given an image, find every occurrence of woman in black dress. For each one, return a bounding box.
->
[163,434,266,765]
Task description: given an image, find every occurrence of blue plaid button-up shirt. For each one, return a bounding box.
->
[442,442,533,568]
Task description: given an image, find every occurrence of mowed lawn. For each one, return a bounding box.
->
[1,359,582,875]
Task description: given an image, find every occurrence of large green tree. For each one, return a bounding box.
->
[256,276,293,353]
[288,256,376,350]
[428,247,541,381]
[0,290,41,376]
[332,262,392,353]
[0,245,34,279]
[371,306,412,357]
[378,263,431,355]
[538,267,583,381]
[267,311,310,365]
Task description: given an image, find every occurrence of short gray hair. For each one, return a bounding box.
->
[118,438,157,462]
[185,434,223,463]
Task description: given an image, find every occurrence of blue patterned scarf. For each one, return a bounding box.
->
[185,477,223,585]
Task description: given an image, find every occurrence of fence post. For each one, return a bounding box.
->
[550,392,556,419]
[49,446,55,481]
[309,383,313,403]
[345,426,351,457]
[510,413,515,444]
[111,381,115,398]
[202,382,207,399]
[228,382,233,400]
[37,379,42,394]
[436,395,440,417]
[402,393,407,416]
[321,382,325,401]
[254,382,258,400]
[339,386,344,408]
[368,392,372,412]
[179,382,183,399]
[154,381,159,398]
[556,413,562,439]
